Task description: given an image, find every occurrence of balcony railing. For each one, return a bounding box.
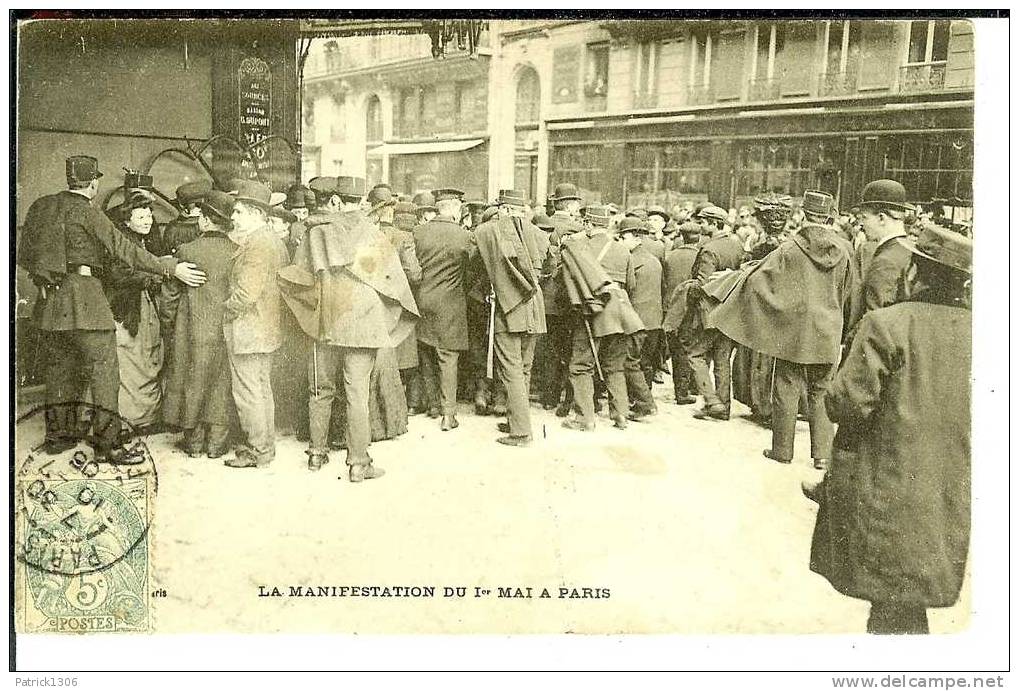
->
[633,92,658,109]
[687,83,716,106]
[747,77,781,102]
[898,62,948,93]
[818,71,859,97]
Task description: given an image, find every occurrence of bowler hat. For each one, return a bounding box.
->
[646,205,670,222]
[801,189,836,218]
[464,200,487,213]
[585,205,612,227]
[335,176,367,201]
[412,191,437,213]
[198,189,236,225]
[367,184,396,210]
[308,176,339,202]
[228,179,273,211]
[618,217,646,235]
[176,180,213,206]
[286,184,313,210]
[909,225,972,275]
[66,155,103,185]
[550,182,582,202]
[625,207,649,220]
[860,179,915,212]
[434,187,465,202]
[497,189,528,206]
[531,213,555,231]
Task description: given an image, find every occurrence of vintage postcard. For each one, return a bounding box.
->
[8,9,1008,674]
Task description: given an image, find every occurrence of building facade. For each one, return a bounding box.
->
[302,32,492,200]
[303,18,974,211]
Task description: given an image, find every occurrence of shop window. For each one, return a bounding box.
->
[584,42,609,98]
[551,145,603,202]
[883,136,972,202]
[735,141,830,199]
[366,95,382,143]
[516,67,541,124]
[627,142,712,208]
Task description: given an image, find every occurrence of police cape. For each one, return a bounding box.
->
[558,234,643,337]
[277,212,419,346]
[706,224,853,365]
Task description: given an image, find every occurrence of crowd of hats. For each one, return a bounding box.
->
[77,149,968,277]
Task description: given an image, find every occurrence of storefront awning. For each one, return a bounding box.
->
[367,139,485,157]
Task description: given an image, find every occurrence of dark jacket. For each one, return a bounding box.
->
[101,229,164,337]
[380,222,422,369]
[660,244,698,332]
[559,233,644,338]
[160,230,237,429]
[18,190,177,331]
[629,246,663,331]
[810,296,971,607]
[413,218,477,350]
[543,212,584,316]
[844,234,912,340]
[638,236,667,263]
[708,223,853,365]
[473,216,550,335]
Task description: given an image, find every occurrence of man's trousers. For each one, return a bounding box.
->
[308,343,377,466]
[624,331,656,413]
[493,331,537,438]
[43,328,121,451]
[226,346,276,461]
[418,342,460,416]
[770,359,835,461]
[683,327,734,410]
[568,319,628,425]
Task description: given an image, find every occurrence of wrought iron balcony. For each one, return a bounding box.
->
[686,83,716,106]
[818,71,858,97]
[898,62,948,93]
[747,77,781,102]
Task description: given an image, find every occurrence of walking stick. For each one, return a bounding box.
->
[312,341,319,395]
[583,316,604,382]
[485,290,496,379]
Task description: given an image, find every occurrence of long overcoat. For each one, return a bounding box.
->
[160,230,237,429]
[413,218,476,350]
[810,296,971,607]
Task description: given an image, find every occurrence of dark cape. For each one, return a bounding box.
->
[559,234,643,337]
[707,224,853,365]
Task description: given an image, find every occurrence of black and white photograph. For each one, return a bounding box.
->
[8,9,1010,679]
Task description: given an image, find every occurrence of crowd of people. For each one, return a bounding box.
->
[18,155,972,633]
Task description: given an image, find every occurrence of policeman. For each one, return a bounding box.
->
[412,190,438,224]
[163,180,214,254]
[18,156,206,461]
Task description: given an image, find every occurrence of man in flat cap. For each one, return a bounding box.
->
[413,187,477,430]
[617,217,662,420]
[18,155,206,462]
[680,204,745,421]
[661,221,703,405]
[163,179,214,255]
[412,190,438,224]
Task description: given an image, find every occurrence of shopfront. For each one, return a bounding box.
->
[547,92,973,212]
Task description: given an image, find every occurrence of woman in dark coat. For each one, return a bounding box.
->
[808,226,972,634]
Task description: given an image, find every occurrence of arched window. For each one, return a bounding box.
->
[515,67,540,125]
[366,95,382,143]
